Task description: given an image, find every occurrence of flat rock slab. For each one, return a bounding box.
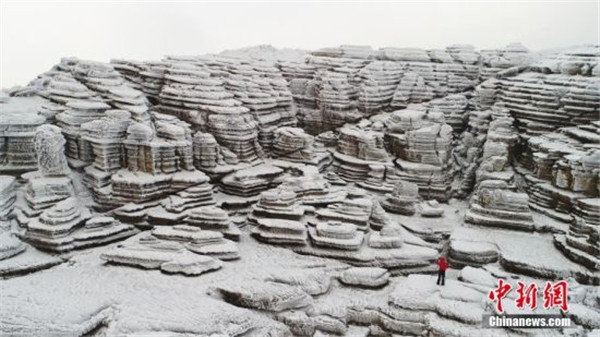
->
[0,244,63,278]
[218,280,313,312]
[339,267,390,288]
[452,226,600,285]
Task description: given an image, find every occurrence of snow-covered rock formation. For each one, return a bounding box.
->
[2,43,600,336]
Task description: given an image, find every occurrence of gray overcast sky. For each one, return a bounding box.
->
[1,1,598,88]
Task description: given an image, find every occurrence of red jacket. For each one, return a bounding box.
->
[437,257,448,271]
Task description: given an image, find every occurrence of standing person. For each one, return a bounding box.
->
[436,255,448,286]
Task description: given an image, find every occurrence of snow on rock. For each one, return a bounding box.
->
[425,94,469,133]
[276,165,346,206]
[0,231,26,260]
[217,280,313,312]
[0,96,46,173]
[56,100,112,167]
[452,226,600,285]
[0,176,16,220]
[266,268,333,296]
[0,238,63,277]
[272,126,331,167]
[220,163,285,197]
[567,303,600,329]
[192,131,250,178]
[389,274,488,327]
[391,72,434,108]
[419,199,445,217]
[2,229,331,335]
[101,231,225,275]
[465,180,535,231]
[384,107,454,201]
[2,43,600,335]
[21,197,92,252]
[251,218,308,245]
[498,57,600,139]
[277,310,316,336]
[248,187,310,222]
[14,124,75,228]
[307,302,349,334]
[220,45,308,62]
[309,221,364,251]
[290,43,494,134]
[80,109,132,192]
[381,180,419,215]
[154,58,264,162]
[331,126,390,185]
[314,191,373,230]
[339,267,390,288]
[0,294,114,336]
[368,222,403,248]
[448,238,499,267]
[185,205,241,241]
[554,217,600,271]
[159,253,223,275]
[457,266,498,287]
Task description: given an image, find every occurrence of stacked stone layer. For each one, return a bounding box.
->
[465,180,534,231]
[384,108,453,201]
[220,164,284,197]
[22,198,138,252]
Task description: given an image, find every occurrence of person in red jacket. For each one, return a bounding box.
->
[436,255,448,286]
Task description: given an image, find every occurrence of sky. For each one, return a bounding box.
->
[1,0,598,88]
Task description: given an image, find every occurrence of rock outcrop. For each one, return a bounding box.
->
[339,267,390,288]
[252,218,308,245]
[425,94,469,133]
[381,180,420,215]
[192,131,249,178]
[277,165,347,206]
[220,164,284,197]
[218,280,313,312]
[368,223,403,248]
[95,115,212,209]
[272,127,331,167]
[0,97,46,173]
[249,188,309,222]
[385,108,453,201]
[448,239,499,267]
[391,72,435,108]
[308,221,365,251]
[465,180,534,231]
[480,43,534,80]
[498,49,599,139]
[554,218,600,271]
[102,232,224,276]
[0,176,17,220]
[101,224,239,275]
[56,100,112,167]
[281,43,502,135]
[186,205,241,241]
[15,125,75,227]
[156,61,264,163]
[0,231,26,261]
[331,126,391,184]
[23,198,137,252]
[315,192,373,230]
[518,125,599,223]
[80,110,133,195]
